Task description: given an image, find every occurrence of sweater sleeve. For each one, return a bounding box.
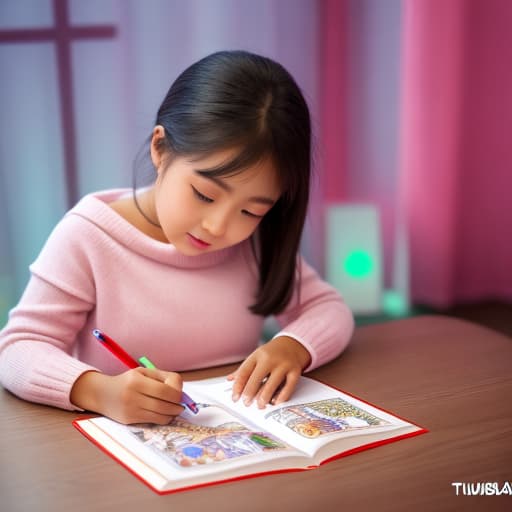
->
[273,257,354,372]
[0,216,98,410]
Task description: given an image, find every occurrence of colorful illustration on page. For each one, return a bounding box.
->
[128,410,288,467]
[265,398,389,438]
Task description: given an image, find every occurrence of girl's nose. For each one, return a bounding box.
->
[202,210,229,237]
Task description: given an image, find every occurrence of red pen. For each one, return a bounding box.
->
[92,329,139,368]
[92,329,199,414]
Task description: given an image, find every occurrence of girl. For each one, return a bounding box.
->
[0,50,353,425]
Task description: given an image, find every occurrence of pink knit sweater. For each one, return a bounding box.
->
[0,189,354,410]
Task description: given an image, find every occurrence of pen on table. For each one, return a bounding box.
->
[92,329,199,414]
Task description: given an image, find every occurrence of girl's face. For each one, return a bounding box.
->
[152,145,281,255]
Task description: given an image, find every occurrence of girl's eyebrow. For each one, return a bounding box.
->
[195,171,276,205]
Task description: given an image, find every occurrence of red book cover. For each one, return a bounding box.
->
[73,376,427,495]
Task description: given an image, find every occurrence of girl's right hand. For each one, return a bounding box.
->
[70,367,184,425]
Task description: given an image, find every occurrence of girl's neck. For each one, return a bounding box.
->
[108,188,168,243]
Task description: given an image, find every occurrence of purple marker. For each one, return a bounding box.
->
[180,392,200,414]
[138,355,199,414]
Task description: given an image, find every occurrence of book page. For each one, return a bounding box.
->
[186,377,415,459]
[82,387,307,488]
[126,405,290,469]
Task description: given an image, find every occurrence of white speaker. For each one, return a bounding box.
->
[326,204,383,314]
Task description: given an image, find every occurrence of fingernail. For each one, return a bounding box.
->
[243,395,252,406]
[232,392,240,402]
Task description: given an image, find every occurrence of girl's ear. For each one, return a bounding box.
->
[150,125,166,171]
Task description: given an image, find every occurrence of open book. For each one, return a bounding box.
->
[73,376,427,494]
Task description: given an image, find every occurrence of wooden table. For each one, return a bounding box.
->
[1,315,511,512]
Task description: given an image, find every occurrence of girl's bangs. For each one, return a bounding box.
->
[193,141,300,204]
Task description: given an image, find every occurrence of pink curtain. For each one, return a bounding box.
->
[400,0,512,307]
[321,0,512,308]
[319,0,349,205]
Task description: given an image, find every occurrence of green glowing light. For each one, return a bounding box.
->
[343,250,374,278]
[382,290,409,317]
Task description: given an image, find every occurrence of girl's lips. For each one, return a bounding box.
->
[187,233,211,249]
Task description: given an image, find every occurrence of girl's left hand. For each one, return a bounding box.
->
[227,336,311,409]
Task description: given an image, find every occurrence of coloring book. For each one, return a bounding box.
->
[73,376,427,494]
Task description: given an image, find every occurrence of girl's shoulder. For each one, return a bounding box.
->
[37,189,132,255]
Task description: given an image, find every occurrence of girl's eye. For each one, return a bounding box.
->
[192,186,213,203]
[242,210,264,219]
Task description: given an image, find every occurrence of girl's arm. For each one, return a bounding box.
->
[0,274,185,423]
[0,273,98,410]
[0,213,100,410]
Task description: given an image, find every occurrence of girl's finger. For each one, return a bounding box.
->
[255,371,286,409]
[163,372,182,390]
[136,369,183,404]
[137,409,177,426]
[137,366,170,382]
[270,371,301,405]
[138,394,184,417]
[239,365,272,406]
[231,359,256,402]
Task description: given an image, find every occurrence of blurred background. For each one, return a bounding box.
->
[0,0,511,335]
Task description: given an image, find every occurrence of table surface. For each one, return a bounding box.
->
[1,315,511,512]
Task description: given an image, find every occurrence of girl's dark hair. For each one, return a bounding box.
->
[138,50,311,316]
